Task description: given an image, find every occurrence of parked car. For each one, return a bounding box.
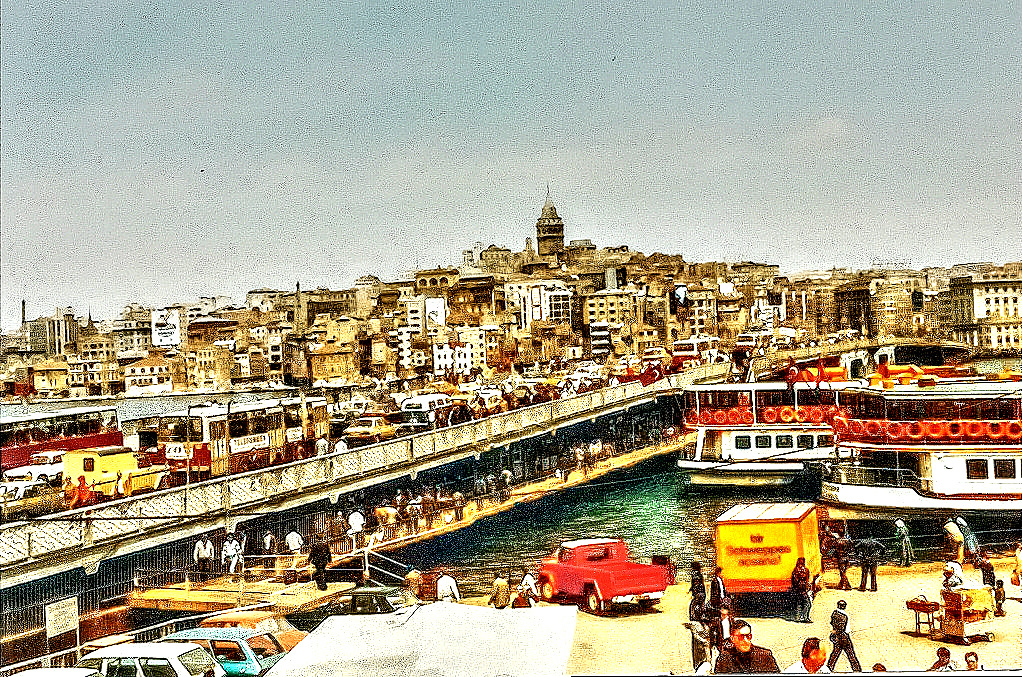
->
[1,479,64,521]
[285,586,423,631]
[160,628,286,677]
[537,538,671,614]
[2,450,64,484]
[198,610,307,651]
[16,669,101,677]
[77,642,226,677]
[342,414,398,446]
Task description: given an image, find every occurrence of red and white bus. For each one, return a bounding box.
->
[1,405,122,475]
[155,398,328,482]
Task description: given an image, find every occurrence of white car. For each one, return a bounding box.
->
[15,669,101,677]
[3,450,64,484]
[77,642,227,677]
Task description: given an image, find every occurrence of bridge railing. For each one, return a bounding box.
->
[0,362,729,569]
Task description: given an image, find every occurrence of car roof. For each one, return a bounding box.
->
[350,586,402,595]
[560,538,620,548]
[201,610,276,624]
[82,642,207,659]
[18,669,101,677]
[164,627,263,640]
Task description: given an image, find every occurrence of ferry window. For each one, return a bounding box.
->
[284,408,302,427]
[84,458,95,472]
[965,459,989,480]
[994,459,1016,479]
[776,435,793,448]
[735,436,752,450]
[797,435,814,449]
[818,435,834,447]
[267,413,283,429]
[755,435,772,449]
[250,414,268,434]
[210,421,226,439]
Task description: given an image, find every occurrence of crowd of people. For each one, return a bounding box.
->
[683,515,1021,674]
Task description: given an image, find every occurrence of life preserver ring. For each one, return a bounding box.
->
[740,409,754,425]
[713,410,728,426]
[699,410,714,425]
[726,408,740,425]
[831,416,848,434]
[779,407,797,423]
[986,421,1006,440]
[886,421,906,440]
[808,406,825,424]
[925,420,948,440]
[865,420,882,437]
[849,419,866,437]
[946,421,965,438]
[965,420,985,439]
[795,407,809,423]
[1005,420,1022,441]
[906,421,926,441]
[762,407,779,424]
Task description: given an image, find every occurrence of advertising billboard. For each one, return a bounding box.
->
[151,309,181,347]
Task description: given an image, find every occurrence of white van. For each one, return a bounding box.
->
[397,394,454,433]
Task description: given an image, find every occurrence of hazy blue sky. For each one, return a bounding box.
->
[2,2,1020,329]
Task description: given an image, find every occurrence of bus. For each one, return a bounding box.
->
[671,335,723,370]
[1,405,122,475]
[154,398,328,482]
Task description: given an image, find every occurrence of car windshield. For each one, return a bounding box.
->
[77,659,103,671]
[178,648,216,676]
[384,589,420,609]
[245,634,282,660]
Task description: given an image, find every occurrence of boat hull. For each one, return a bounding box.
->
[677,460,806,486]
[820,480,1022,512]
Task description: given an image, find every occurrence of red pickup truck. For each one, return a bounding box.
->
[537,538,672,613]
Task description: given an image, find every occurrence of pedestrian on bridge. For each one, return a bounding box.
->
[193,535,215,582]
[308,535,332,591]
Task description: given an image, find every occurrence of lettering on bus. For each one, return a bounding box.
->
[229,433,271,453]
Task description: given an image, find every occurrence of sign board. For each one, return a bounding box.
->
[45,597,79,638]
[151,309,182,347]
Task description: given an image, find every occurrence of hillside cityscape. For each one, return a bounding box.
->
[3,194,1021,398]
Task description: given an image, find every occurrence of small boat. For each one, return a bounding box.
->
[676,380,856,487]
[820,376,1022,512]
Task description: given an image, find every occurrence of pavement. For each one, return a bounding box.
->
[463,557,1022,674]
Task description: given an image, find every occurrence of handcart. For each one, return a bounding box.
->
[906,595,940,636]
[938,588,995,645]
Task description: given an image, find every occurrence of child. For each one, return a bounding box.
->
[994,579,1006,616]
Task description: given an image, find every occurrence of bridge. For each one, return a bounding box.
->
[0,363,731,588]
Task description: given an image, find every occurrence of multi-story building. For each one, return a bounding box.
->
[947,265,1022,349]
[112,304,153,359]
[871,279,915,339]
[184,345,233,391]
[123,354,173,393]
[505,280,572,329]
[31,359,69,397]
[535,192,565,260]
[583,288,641,326]
[25,307,79,356]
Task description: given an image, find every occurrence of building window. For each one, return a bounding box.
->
[965,459,989,480]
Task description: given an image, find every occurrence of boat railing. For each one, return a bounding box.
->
[825,464,923,490]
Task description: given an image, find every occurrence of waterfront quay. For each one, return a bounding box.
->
[457,559,1022,673]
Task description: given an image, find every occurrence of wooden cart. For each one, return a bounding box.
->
[938,588,995,645]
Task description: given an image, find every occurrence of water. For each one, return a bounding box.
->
[390,455,1022,597]
[390,455,798,596]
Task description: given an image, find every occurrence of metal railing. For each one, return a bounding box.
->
[824,464,924,489]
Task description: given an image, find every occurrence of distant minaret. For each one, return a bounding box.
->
[295,281,306,334]
[21,300,26,327]
[535,186,565,259]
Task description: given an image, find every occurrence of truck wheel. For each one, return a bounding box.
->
[638,599,657,610]
[540,581,556,601]
[585,589,603,614]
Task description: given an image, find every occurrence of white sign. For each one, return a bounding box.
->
[229,433,270,454]
[151,309,181,347]
[45,597,78,638]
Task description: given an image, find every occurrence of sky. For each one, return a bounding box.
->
[2,2,1020,330]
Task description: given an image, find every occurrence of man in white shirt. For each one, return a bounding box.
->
[334,438,348,453]
[436,569,461,602]
[221,534,243,577]
[193,536,215,582]
[347,509,365,549]
[315,436,328,456]
[285,529,304,569]
[784,637,830,673]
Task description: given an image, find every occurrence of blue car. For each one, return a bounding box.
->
[160,628,286,677]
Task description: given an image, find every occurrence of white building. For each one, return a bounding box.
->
[505,280,572,328]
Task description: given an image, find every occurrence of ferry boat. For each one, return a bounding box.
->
[676,380,855,486]
[820,377,1022,512]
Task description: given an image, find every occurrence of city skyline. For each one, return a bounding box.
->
[3,2,1020,330]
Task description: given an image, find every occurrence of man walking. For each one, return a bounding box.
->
[487,571,511,609]
[790,557,813,623]
[833,535,853,591]
[308,535,332,591]
[894,519,914,567]
[714,619,780,673]
[826,600,861,673]
[284,528,304,570]
[856,536,885,592]
[193,535,215,582]
[689,561,707,622]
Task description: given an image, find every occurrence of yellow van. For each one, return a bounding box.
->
[63,445,169,497]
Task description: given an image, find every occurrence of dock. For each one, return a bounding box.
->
[128,575,356,614]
